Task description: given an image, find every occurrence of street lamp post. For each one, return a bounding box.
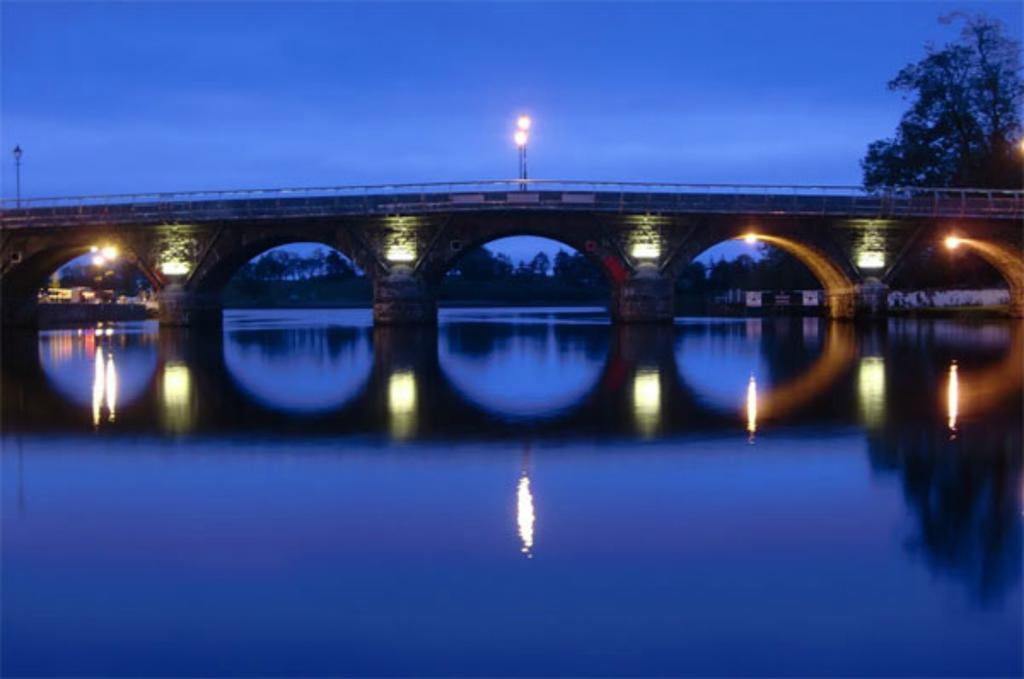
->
[12,145,22,207]
[514,115,531,189]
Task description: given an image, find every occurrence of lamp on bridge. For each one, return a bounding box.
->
[514,114,531,188]
[12,145,22,208]
[90,244,120,267]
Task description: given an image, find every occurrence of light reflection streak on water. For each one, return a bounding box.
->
[746,374,757,443]
[388,371,417,440]
[947,362,959,435]
[517,473,535,557]
[633,369,660,438]
[857,356,886,429]
[92,347,105,426]
[105,352,117,422]
[91,345,119,426]
[161,363,193,433]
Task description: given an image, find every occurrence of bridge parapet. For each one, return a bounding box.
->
[2,180,1022,228]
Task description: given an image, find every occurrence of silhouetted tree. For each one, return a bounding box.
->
[863,14,1023,189]
[754,244,819,290]
[675,261,708,294]
[528,252,551,276]
[323,250,357,279]
[237,248,359,282]
[449,247,507,280]
[554,250,606,288]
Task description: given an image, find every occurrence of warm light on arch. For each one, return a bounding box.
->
[730,233,856,297]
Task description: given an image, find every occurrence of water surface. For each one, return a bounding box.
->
[3,309,1021,676]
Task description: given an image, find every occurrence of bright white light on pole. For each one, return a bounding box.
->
[514,129,528,147]
[517,115,532,131]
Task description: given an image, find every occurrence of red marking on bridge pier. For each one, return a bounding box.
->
[603,255,628,285]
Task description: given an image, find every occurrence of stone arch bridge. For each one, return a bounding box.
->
[2,180,1022,325]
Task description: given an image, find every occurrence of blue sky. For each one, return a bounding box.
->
[4,1,1020,263]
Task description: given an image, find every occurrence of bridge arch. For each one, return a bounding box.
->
[667,224,861,318]
[188,234,371,295]
[421,216,625,289]
[944,237,1024,317]
[434,233,613,312]
[158,233,375,326]
[0,237,156,326]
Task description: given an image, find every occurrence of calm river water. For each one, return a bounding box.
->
[2,309,1021,676]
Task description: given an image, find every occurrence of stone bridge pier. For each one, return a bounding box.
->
[372,271,438,325]
[156,285,225,326]
[609,267,675,323]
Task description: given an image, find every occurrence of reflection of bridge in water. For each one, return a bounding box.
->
[7,318,1021,443]
[4,317,1020,600]
[9,322,853,438]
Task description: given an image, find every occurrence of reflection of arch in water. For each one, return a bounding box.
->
[675,320,856,423]
[38,326,159,414]
[223,326,373,414]
[438,321,609,420]
[674,320,773,411]
[943,324,1023,427]
[754,323,857,421]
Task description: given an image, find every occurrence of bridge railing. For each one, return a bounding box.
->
[2,180,1022,223]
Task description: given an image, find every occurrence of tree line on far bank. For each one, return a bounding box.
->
[222,244,825,308]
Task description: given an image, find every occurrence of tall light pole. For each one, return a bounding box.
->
[12,145,22,207]
[514,115,531,189]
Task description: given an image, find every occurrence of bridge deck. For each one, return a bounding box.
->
[2,181,1022,228]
